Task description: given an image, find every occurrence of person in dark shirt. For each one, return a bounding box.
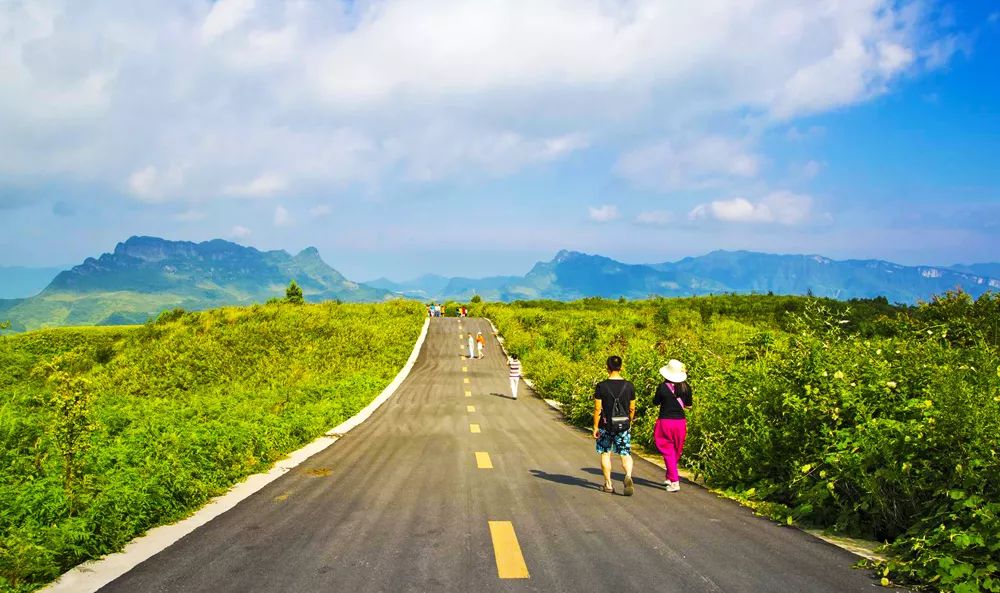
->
[652,359,693,492]
[593,355,636,496]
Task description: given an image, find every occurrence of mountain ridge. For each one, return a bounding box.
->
[0,236,390,332]
[381,249,1000,304]
[3,239,999,333]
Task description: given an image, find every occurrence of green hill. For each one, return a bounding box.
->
[0,300,425,590]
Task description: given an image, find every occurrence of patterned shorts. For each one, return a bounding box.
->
[596,428,632,456]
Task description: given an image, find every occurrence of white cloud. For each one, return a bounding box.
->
[799,160,823,180]
[201,0,256,42]
[273,205,292,227]
[615,135,760,191]
[786,126,826,142]
[127,165,185,203]
[173,209,206,222]
[877,42,914,75]
[635,210,673,226]
[922,34,971,70]
[230,225,251,238]
[309,204,333,218]
[0,1,960,202]
[689,191,814,225]
[588,205,619,223]
[224,174,287,198]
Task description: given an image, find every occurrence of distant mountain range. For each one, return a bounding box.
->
[371,250,1000,304]
[2,237,998,333]
[0,236,389,332]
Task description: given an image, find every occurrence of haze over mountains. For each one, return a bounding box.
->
[0,266,67,299]
[2,236,998,332]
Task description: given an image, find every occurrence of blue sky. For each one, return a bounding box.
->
[0,0,998,281]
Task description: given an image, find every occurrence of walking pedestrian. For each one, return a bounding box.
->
[508,354,521,399]
[475,332,485,359]
[653,359,693,492]
[593,355,636,496]
[467,333,475,359]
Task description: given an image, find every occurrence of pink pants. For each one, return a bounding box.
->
[654,418,687,482]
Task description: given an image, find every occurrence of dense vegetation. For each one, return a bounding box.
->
[0,300,425,592]
[473,293,999,592]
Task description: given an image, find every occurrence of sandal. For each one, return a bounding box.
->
[623,475,634,497]
[600,484,615,493]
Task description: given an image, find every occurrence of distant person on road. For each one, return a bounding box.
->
[467,333,476,359]
[593,355,636,496]
[476,332,485,359]
[653,359,693,492]
[508,354,521,399]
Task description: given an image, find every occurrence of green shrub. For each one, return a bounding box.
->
[0,301,425,592]
[480,293,999,592]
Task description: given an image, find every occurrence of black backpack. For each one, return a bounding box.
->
[604,382,631,433]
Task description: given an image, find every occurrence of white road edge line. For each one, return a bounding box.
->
[42,317,431,593]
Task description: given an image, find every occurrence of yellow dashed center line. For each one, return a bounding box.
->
[465,390,472,397]
[462,366,468,372]
[488,521,529,579]
[464,377,470,384]
[475,451,493,469]
[467,405,476,412]
[469,423,481,433]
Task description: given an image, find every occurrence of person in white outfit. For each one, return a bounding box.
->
[467,334,475,359]
[508,355,522,400]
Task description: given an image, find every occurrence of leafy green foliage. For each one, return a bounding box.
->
[472,292,999,592]
[0,300,424,592]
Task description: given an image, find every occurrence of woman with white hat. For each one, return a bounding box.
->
[653,359,693,492]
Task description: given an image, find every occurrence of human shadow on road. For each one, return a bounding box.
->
[580,467,665,490]
[529,469,601,491]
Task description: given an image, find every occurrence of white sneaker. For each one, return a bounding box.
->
[666,481,681,492]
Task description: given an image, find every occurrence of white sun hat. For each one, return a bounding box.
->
[659,359,687,383]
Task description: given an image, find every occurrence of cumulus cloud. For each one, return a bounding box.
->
[309,204,333,218]
[173,209,207,222]
[588,205,619,223]
[0,0,960,202]
[798,160,823,180]
[615,135,760,191]
[230,225,251,238]
[201,0,256,41]
[635,210,673,226]
[224,174,287,198]
[273,205,292,227]
[689,191,814,225]
[127,165,186,203]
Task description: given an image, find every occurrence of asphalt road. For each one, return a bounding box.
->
[98,317,888,593]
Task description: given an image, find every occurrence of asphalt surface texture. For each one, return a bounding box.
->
[98,317,890,593]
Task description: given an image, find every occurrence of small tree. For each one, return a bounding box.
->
[48,370,94,514]
[0,320,9,330]
[471,294,482,304]
[285,280,304,304]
